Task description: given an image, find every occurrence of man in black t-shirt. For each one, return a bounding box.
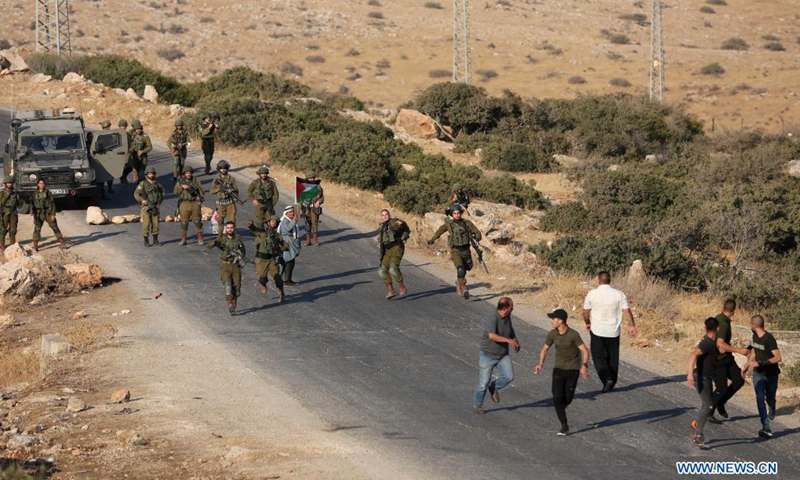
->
[711,299,750,421]
[687,317,720,449]
[473,297,520,414]
[743,315,782,439]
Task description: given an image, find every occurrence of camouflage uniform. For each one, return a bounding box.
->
[173,168,205,245]
[208,231,245,314]
[429,215,482,298]
[31,187,66,250]
[168,120,189,181]
[118,120,134,184]
[130,122,153,182]
[0,179,21,249]
[247,168,280,224]
[377,217,411,299]
[200,116,217,174]
[249,217,288,302]
[134,168,165,246]
[211,170,239,224]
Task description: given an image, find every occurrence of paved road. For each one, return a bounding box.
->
[3,109,798,479]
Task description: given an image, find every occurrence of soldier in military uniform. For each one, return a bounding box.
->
[377,209,411,299]
[447,183,471,216]
[208,220,245,315]
[248,216,289,303]
[98,120,116,195]
[0,175,22,252]
[210,159,238,225]
[427,204,482,299]
[200,114,218,175]
[247,166,280,225]
[173,166,205,246]
[31,179,67,252]
[118,119,134,185]
[130,120,152,183]
[300,170,324,246]
[134,166,165,247]
[168,119,189,183]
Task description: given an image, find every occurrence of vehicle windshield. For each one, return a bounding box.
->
[21,134,84,152]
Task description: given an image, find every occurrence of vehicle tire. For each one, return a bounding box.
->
[17,201,31,215]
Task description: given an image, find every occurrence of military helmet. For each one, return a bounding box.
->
[449,203,465,213]
[182,166,194,174]
[131,119,143,129]
[257,166,270,175]
[452,183,462,191]
[305,170,317,178]
[118,119,128,127]
[174,119,184,127]
[216,159,230,170]
[145,166,157,175]
[3,175,14,184]
[100,120,111,129]
[267,215,280,223]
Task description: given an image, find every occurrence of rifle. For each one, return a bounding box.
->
[468,231,489,274]
[214,178,245,205]
[214,241,250,267]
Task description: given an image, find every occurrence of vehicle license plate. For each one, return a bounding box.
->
[49,188,68,195]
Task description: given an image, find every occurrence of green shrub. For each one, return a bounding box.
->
[721,37,748,50]
[480,141,556,173]
[384,181,441,215]
[609,78,631,87]
[706,0,726,4]
[700,6,715,14]
[700,63,725,75]
[609,34,630,45]
[764,42,786,51]
[475,175,546,210]
[568,76,587,85]
[540,202,590,233]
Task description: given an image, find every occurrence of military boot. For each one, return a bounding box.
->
[152,235,162,246]
[8,234,15,245]
[385,284,397,300]
[144,236,151,247]
[313,233,320,246]
[178,233,187,246]
[59,238,68,250]
[32,240,39,253]
[197,232,204,246]
[278,288,286,303]
[397,281,407,297]
[305,233,312,246]
[228,299,236,316]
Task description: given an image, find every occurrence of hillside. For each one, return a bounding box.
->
[3,0,799,132]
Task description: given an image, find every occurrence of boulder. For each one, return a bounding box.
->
[122,214,141,223]
[110,216,127,224]
[0,48,29,73]
[143,85,159,103]
[3,243,31,261]
[788,160,800,178]
[64,263,102,288]
[395,109,440,140]
[113,88,127,97]
[116,430,147,446]
[31,73,52,83]
[0,262,36,298]
[169,104,185,117]
[110,389,131,404]
[62,72,86,84]
[423,212,448,234]
[86,206,109,225]
[628,259,646,283]
[125,88,140,101]
[486,228,515,245]
[66,397,86,413]
[401,163,416,172]
[6,434,36,449]
[164,215,176,222]
[553,154,581,168]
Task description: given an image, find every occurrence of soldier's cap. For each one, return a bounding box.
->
[100,120,111,128]
[132,119,143,129]
[145,166,157,174]
[118,119,128,127]
[182,167,194,174]
[547,309,568,322]
[257,166,269,175]
[305,170,317,178]
[3,175,14,184]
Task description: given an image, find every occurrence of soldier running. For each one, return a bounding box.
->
[118,119,134,185]
[129,119,152,183]
[31,178,67,252]
[0,175,22,252]
[247,166,279,224]
[377,209,411,299]
[427,203,482,299]
[168,119,189,182]
[300,170,324,246]
[248,215,289,303]
[200,114,218,175]
[210,159,238,225]
[209,220,246,315]
[173,167,205,246]
[134,166,165,247]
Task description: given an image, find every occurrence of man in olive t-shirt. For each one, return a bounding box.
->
[743,315,782,438]
[473,297,520,414]
[712,299,750,420]
[535,309,590,436]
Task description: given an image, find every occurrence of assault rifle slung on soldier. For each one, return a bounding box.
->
[213,240,250,267]
[213,178,245,205]
[468,231,489,274]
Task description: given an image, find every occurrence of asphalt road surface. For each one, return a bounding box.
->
[3,109,799,479]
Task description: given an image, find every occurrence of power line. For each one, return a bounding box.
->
[35,0,72,55]
[453,0,471,84]
[649,0,665,103]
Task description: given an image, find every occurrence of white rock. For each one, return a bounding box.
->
[169,104,185,117]
[7,434,36,449]
[143,85,159,103]
[113,88,127,97]
[3,243,31,261]
[628,259,646,283]
[553,154,581,168]
[0,262,36,297]
[122,214,141,223]
[86,206,109,225]
[62,72,86,84]
[120,309,131,315]
[110,216,127,224]
[31,73,52,83]
[788,160,800,178]
[125,88,140,101]
[66,397,86,413]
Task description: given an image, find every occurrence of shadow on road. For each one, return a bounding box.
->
[297,267,376,285]
[68,231,126,247]
[573,406,694,434]
[325,228,381,244]
[292,281,371,303]
[611,374,685,394]
[403,282,491,301]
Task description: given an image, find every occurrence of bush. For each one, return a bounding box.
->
[476,69,498,82]
[157,48,185,61]
[700,6,715,13]
[568,76,587,85]
[618,13,647,25]
[721,37,748,50]
[306,55,325,63]
[762,34,779,41]
[609,34,630,45]
[168,24,187,34]
[475,175,546,210]
[764,42,786,51]
[368,11,384,19]
[609,77,631,87]
[706,0,726,4]
[700,62,725,76]
[384,180,440,215]
[429,69,451,78]
[0,39,13,50]
[376,58,391,69]
[424,1,443,8]
[368,0,382,5]
[279,61,303,77]
[480,141,556,173]
[346,48,360,56]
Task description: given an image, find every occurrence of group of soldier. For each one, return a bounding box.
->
[1,175,68,253]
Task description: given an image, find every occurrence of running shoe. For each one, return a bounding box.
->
[717,404,729,419]
[557,425,569,436]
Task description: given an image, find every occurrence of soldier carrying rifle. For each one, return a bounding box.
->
[210,159,242,226]
[173,166,205,246]
[247,165,280,225]
[134,166,165,247]
[208,220,247,315]
[427,203,482,299]
[31,178,68,252]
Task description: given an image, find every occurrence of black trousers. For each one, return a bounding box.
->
[713,357,745,412]
[591,333,620,387]
[552,368,580,427]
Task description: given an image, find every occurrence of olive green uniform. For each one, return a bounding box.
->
[0,187,22,246]
[429,218,482,287]
[378,218,411,285]
[130,131,153,179]
[200,121,217,173]
[31,189,63,242]
[168,128,189,175]
[211,174,238,224]
[301,185,324,234]
[120,128,134,183]
[247,178,280,223]
[134,179,165,237]
[209,233,245,302]
[173,177,204,234]
[249,223,288,289]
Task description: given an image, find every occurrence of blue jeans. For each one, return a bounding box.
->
[473,351,514,408]
[752,371,779,429]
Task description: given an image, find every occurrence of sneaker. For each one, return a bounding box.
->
[463,288,470,300]
[758,429,773,439]
[768,406,776,421]
[691,433,707,449]
[717,404,728,419]
[489,385,500,404]
[284,280,299,286]
[602,380,615,393]
[707,416,723,425]
[557,425,569,436]
[473,407,485,415]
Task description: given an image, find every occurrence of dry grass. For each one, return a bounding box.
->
[66,323,118,353]
[0,346,39,388]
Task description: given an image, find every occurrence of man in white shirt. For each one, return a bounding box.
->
[582,271,637,393]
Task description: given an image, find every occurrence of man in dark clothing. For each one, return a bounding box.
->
[688,317,720,449]
[743,315,782,439]
[535,309,589,436]
[473,297,520,414]
[712,299,750,421]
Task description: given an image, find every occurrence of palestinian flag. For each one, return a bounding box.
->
[295,176,321,203]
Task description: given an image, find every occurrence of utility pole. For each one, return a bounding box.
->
[649,0,665,103]
[453,0,471,84]
[35,0,72,55]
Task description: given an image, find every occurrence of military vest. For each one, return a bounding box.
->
[200,123,216,140]
[255,229,283,256]
[378,219,408,245]
[0,189,21,211]
[447,219,471,247]
[140,180,164,204]
[254,179,275,203]
[170,129,189,151]
[178,178,203,201]
[218,234,244,261]
[32,189,54,212]
[131,133,149,153]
